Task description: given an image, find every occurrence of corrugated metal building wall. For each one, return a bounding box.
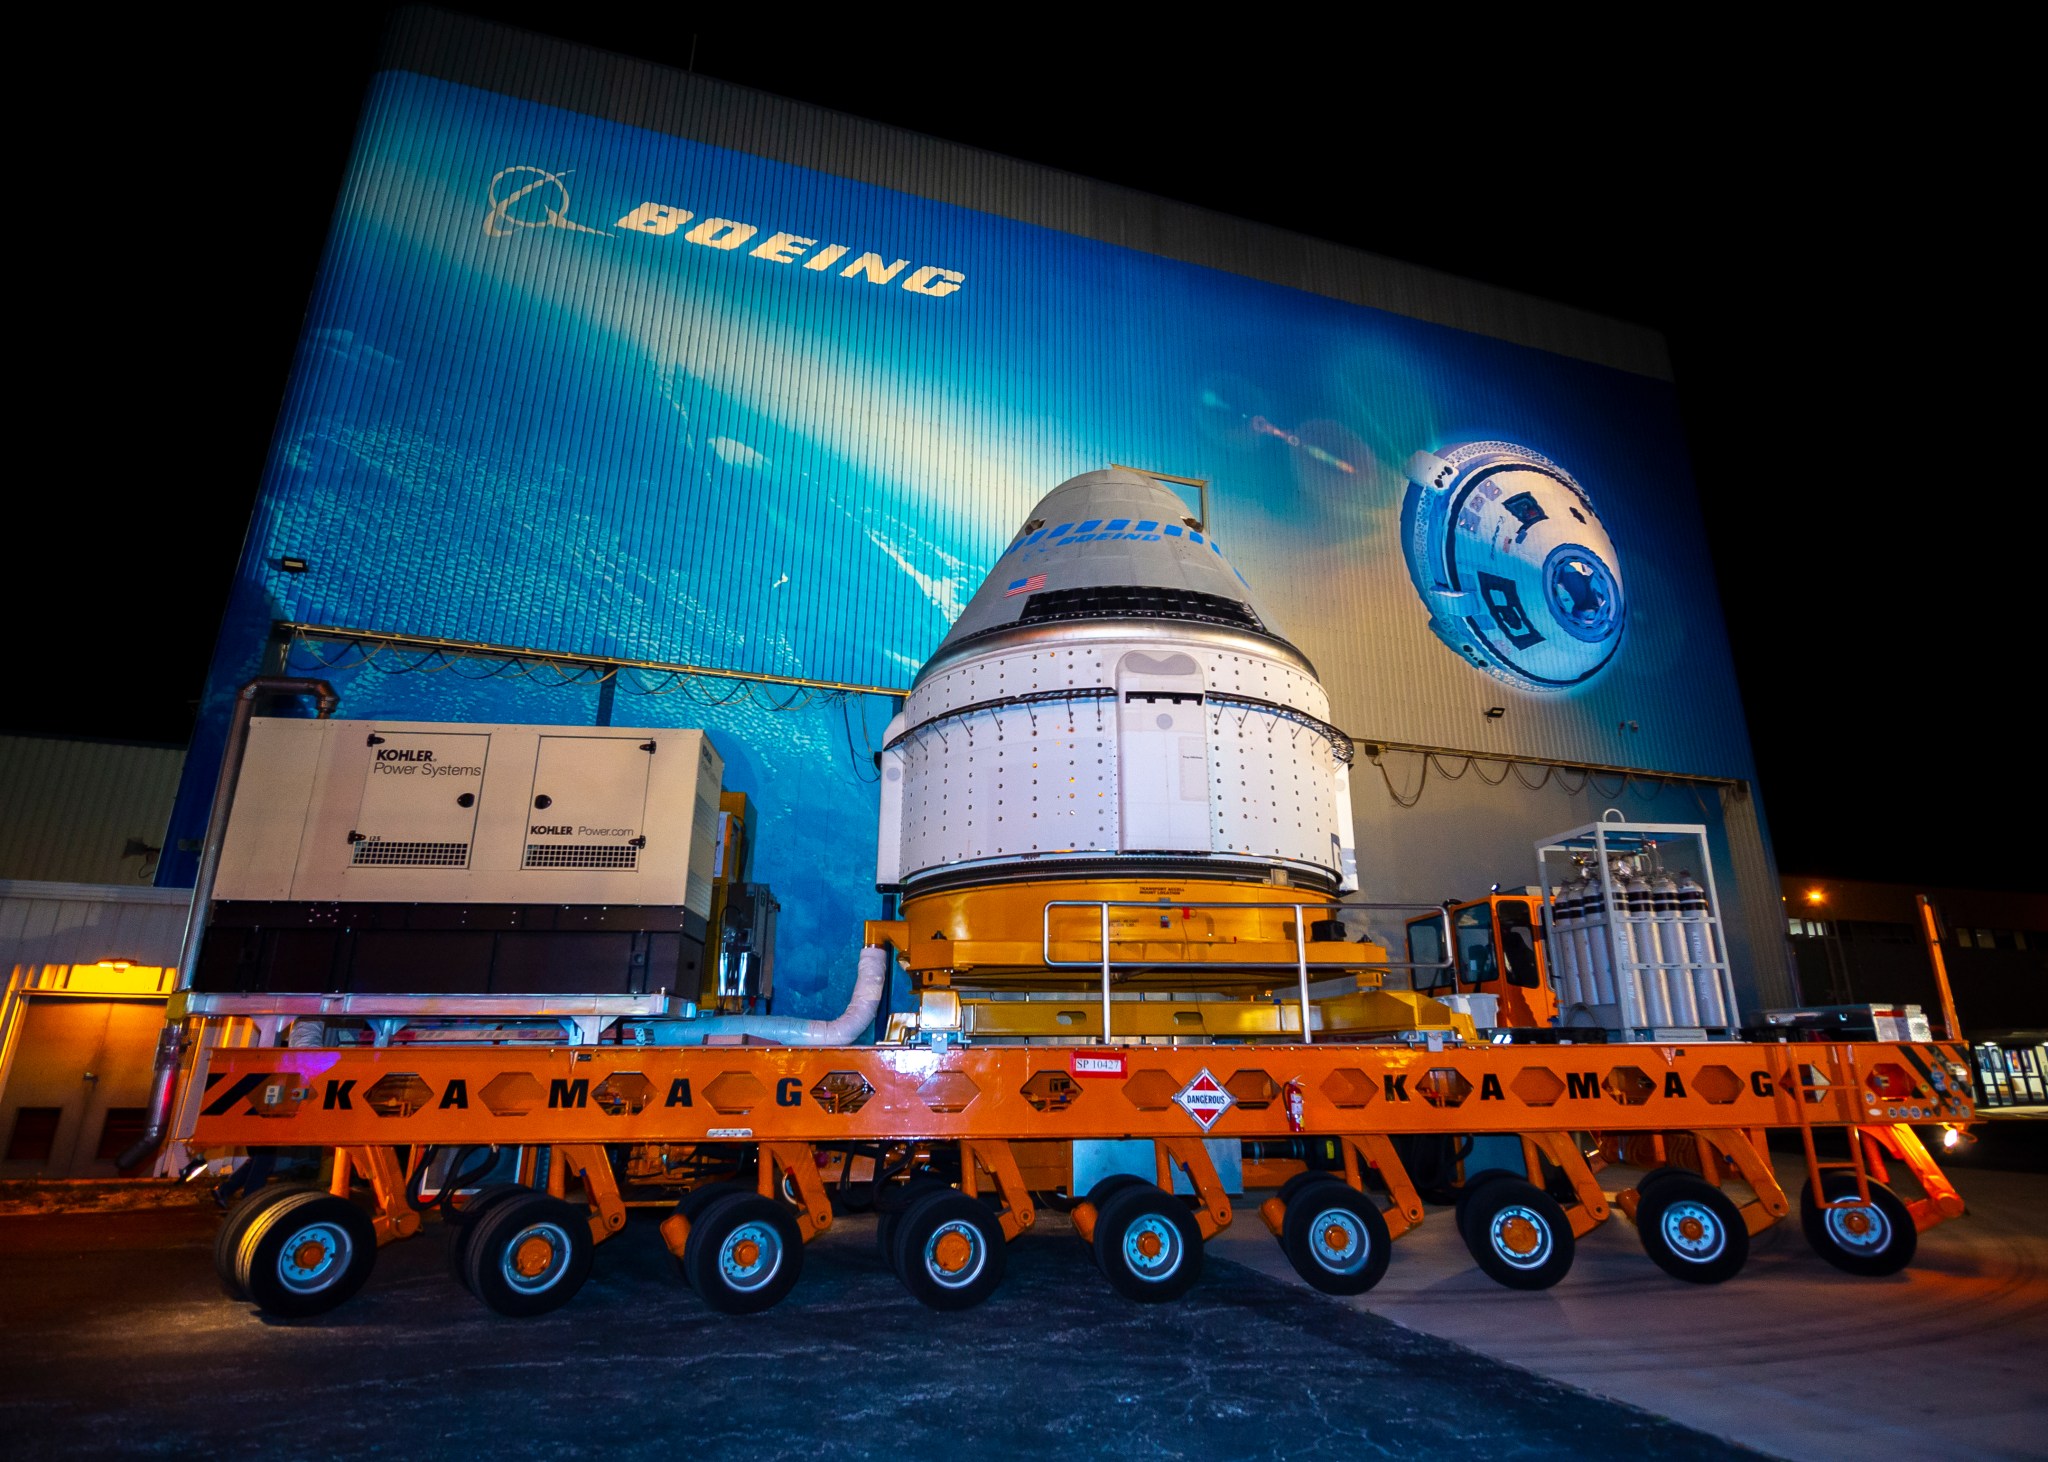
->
[0,881,190,971]
[0,737,183,885]
[159,10,1795,1013]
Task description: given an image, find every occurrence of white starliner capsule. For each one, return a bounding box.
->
[877,468,1358,911]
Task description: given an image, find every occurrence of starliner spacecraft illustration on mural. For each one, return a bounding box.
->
[1399,441,1628,692]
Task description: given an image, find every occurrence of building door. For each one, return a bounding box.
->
[0,997,164,1177]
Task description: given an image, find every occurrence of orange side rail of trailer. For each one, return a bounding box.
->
[187,1037,1974,1318]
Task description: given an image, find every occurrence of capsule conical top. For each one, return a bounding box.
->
[930,469,1296,670]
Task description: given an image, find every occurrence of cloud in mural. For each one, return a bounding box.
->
[709,436,769,468]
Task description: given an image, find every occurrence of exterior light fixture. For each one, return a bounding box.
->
[279,556,310,573]
[1805,890,1826,905]
[1483,706,1506,719]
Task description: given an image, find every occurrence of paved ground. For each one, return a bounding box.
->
[1215,1155,2048,1461]
[1,1153,2042,1461]
[3,1206,1745,1462]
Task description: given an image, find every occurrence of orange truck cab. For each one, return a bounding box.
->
[1404,892,1558,1030]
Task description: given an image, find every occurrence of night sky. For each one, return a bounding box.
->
[28,8,2027,891]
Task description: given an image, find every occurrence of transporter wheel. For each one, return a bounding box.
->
[1280,1183,1391,1296]
[1277,1170,1345,1207]
[215,1184,316,1300]
[671,1180,758,1288]
[1800,1174,1917,1277]
[1635,1176,1749,1284]
[1462,1178,1575,1291]
[1077,1174,1152,1268]
[893,1189,1007,1311]
[1093,1183,1203,1304]
[465,1193,595,1318]
[449,1185,534,1290]
[687,1194,804,1315]
[1453,1168,1521,1242]
[241,1191,378,1318]
[876,1177,952,1267]
[1634,1165,1695,1197]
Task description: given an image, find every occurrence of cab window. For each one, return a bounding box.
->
[1407,918,1450,991]
[1497,900,1541,988]
[1455,904,1497,985]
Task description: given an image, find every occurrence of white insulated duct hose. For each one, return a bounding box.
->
[652,945,888,1046]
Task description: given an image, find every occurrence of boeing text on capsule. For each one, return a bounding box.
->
[1399,441,1628,692]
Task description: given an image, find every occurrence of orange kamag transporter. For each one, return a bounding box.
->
[187,1030,1974,1317]
[171,473,1977,1320]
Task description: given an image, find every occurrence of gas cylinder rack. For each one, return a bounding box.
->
[1537,814,1740,1039]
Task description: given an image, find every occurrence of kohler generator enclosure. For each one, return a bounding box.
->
[196,719,722,996]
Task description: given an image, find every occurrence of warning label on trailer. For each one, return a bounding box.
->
[1174,1069,1235,1131]
[1070,1052,1128,1079]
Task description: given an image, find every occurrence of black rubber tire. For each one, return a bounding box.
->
[448,1181,529,1229]
[1634,1165,1695,1196]
[1454,1167,1522,1242]
[447,1184,532,1290]
[1635,1175,1749,1284]
[1277,1170,1345,1208]
[1461,1177,1575,1291]
[1085,1173,1149,1207]
[464,1192,595,1318]
[1280,1183,1392,1295]
[665,1181,758,1288]
[1092,1183,1203,1303]
[1800,1174,1917,1277]
[877,1177,952,1267]
[1077,1173,1151,1265]
[214,1184,316,1300]
[241,1191,379,1318]
[686,1194,804,1315]
[682,1180,756,1224]
[892,1189,1007,1311]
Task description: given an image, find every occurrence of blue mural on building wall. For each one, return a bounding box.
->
[167,71,1752,1018]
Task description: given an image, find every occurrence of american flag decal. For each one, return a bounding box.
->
[1005,574,1047,597]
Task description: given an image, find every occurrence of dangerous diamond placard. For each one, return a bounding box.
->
[1174,1069,1235,1131]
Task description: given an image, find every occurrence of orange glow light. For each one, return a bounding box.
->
[1804,890,1826,905]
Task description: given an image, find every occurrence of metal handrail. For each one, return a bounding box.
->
[1039,899,1455,1045]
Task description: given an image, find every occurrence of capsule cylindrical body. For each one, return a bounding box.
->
[875,470,1362,992]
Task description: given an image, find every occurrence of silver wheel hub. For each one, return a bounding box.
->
[1308,1208,1370,1274]
[1660,1200,1727,1262]
[1825,1201,1891,1253]
[719,1222,784,1291]
[277,1222,350,1292]
[1122,1215,1184,1281]
[923,1219,988,1289]
[500,1221,573,1294]
[1488,1204,1554,1270]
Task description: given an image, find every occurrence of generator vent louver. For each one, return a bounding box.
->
[524,843,640,870]
[350,839,471,868]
